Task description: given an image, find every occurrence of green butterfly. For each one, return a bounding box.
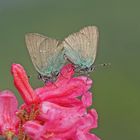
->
[25,33,65,82]
[62,26,99,73]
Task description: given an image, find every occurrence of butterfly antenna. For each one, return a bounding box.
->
[93,63,111,71]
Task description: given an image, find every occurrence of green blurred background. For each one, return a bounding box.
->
[0,0,140,139]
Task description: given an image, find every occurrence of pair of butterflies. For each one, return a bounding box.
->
[25,26,99,83]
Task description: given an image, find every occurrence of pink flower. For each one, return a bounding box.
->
[10,63,100,139]
[10,64,99,139]
[0,90,19,138]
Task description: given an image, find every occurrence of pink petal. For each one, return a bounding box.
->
[47,138,65,140]
[88,109,98,129]
[76,76,93,90]
[39,101,85,132]
[36,78,90,102]
[0,90,19,135]
[11,64,39,104]
[23,121,46,140]
[45,97,83,107]
[55,63,75,87]
[82,92,92,107]
[76,109,98,131]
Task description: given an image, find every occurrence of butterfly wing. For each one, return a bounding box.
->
[25,33,47,74]
[25,33,65,76]
[38,38,65,76]
[63,26,99,68]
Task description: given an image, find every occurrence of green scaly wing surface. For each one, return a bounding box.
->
[63,26,99,69]
[38,38,65,76]
[25,33,65,76]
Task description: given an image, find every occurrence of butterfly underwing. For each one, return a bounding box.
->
[62,26,99,74]
[25,33,65,83]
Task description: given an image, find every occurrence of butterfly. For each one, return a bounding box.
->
[62,26,99,74]
[25,33,66,83]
